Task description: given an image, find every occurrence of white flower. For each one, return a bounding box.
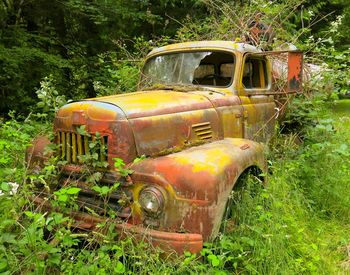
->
[0,182,19,196]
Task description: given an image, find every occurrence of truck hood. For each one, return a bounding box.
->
[85,90,214,119]
[55,89,232,161]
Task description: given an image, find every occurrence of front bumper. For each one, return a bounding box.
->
[33,196,203,255]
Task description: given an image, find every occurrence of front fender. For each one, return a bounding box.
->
[130,138,266,240]
[25,136,52,171]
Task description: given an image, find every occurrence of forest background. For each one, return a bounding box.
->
[0,0,350,274]
[1,0,350,115]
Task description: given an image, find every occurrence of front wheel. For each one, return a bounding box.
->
[220,169,264,235]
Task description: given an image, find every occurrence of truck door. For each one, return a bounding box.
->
[239,54,276,142]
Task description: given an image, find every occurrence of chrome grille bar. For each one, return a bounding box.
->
[57,131,108,164]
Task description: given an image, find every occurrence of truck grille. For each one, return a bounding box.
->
[57,132,108,163]
[77,189,132,218]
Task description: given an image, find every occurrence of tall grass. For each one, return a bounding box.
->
[0,99,349,274]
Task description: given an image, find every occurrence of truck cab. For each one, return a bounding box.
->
[140,41,276,143]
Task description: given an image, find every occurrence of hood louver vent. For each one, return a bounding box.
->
[192,122,213,140]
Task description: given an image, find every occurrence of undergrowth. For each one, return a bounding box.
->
[0,97,349,274]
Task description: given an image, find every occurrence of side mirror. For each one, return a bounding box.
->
[287,51,303,94]
[254,50,304,95]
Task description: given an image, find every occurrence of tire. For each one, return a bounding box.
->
[220,168,264,235]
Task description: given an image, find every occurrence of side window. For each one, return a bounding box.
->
[242,57,268,89]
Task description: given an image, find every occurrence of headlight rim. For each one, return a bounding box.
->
[138,186,165,217]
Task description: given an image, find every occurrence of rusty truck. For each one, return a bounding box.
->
[27,40,303,254]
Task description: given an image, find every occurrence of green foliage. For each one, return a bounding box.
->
[281,94,325,137]
[54,187,81,204]
[75,129,109,169]
[113,157,133,177]
[1,95,349,275]
[176,0,309,46]
[133,155,147,164]
[318,47,349,98]
[0,113,50,183]
[197,99,350,274]
[0,0,206,116]
[92,183,120,197]
[0,0,350,274]
[36,75,67,116]
[0,42,72,116]
[93,56,140,97]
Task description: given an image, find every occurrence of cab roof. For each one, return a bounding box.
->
[147,41,261,57]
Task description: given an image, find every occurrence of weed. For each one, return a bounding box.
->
[0,69,349,275]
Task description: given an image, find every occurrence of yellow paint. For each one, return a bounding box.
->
[88,90,210,118]
[58,103,90,118]
[221,110,235,137]
[57,102,118,121]
[72,133,77,163]
[147,41,260,59]
[131,107,219,156]
[61,132,65,158]
[173,147,233,175]
[259,60,266,87]
[206,87,233,95]
[130,181,180,218]
[77,134,83,162]
[129,182,146,217]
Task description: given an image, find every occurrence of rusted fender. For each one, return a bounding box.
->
[130,138,267,241]
[25,136,52,170]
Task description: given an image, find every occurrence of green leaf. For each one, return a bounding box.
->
[76,125,87,136]
[133,155,146,164]
[0,259,8,272]
[114,261,125,274]
[48,253,61,266]
[113,158,125,168]
[113,182,120,190]
[89,143,96,149]
[58,194,68,202]
[24,211,34,218]
[92,186,101,193]
[100,186,110,195]
[66,187,81,195]
[88,172,102,183]
[1,233,17,244]
[208,254,220,267]
[1,182,10,192]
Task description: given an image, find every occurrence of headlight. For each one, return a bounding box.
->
[138,187,165,216]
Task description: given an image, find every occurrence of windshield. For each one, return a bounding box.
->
[140,51,235,89]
